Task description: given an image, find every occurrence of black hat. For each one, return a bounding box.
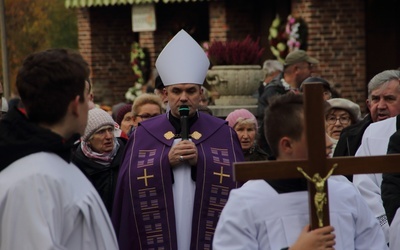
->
[155,76,165,90]
[300,77,332,92]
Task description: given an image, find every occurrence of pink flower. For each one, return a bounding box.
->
[285,24,291,34]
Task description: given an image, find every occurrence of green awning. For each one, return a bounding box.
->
[65,0,210,8]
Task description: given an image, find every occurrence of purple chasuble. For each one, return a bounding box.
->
[112,112,244,250]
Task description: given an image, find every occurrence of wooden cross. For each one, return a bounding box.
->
[234,83,400,229]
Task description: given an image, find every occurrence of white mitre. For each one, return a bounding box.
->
[155,29,210,86]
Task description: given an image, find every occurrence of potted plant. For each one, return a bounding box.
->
[207,35,264,66]
[205,36,265,105]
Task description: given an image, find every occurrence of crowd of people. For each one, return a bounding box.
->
[0,28,400,250]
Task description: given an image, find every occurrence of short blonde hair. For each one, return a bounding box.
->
[234,117,257,130]
[132,93,163,116]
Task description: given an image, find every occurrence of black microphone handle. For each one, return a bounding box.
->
[180,115,189,140]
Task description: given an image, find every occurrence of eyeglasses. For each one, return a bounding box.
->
[136,114,158,120]
[326,116,350,125]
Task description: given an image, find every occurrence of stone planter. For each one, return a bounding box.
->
[206,65,263,105]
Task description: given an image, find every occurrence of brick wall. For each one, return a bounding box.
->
[77,9,92,68]
[76,0,367,110]
[209,2,228,42]
[209,1,266,45]
[77,6,136,106]
[292,0,367,112]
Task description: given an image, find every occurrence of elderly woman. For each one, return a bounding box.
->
[72,108,126,215]
[325,98,361,156]
[225,109,269,161]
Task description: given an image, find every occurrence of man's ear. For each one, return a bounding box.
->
[366,98,371,112]
[70,95,81,117]
[279,136,293,155]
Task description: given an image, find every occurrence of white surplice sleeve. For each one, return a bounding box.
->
[213,187,262,250]
[353,120,396,244]
[0,153,118,250]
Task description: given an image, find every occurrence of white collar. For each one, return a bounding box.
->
[281,78,291,90]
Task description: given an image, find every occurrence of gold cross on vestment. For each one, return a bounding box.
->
[234,83,400,229]
[214,166,230,184]
[137,168,154,187]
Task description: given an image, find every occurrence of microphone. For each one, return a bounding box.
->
[179,105,190,140]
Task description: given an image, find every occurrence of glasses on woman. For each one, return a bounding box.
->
[326,116,350,125]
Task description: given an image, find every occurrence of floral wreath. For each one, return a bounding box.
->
[125,83,143,103]
[268,15,308,62]
[125,42,149,102]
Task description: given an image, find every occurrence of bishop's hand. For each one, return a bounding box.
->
[168,140,198,167]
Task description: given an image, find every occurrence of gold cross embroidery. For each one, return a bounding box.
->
[213,166,230,184]
[137,168,154,187]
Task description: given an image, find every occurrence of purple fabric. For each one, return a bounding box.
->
[112,112,244,250]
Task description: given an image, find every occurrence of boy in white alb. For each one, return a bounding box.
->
[213,93,387,250]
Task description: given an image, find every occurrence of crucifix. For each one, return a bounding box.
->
[234,82,400,230]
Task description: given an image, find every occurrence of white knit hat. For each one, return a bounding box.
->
[82,108,115,141]
[155,29,210,86]
[225,109,258,129]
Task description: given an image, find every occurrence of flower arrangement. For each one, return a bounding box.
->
[125,83,143,103]
[268,15,308,62]
[125,42,149,102]
[201,41,210,57]
[130,41,150,84]
[207,36,265,66]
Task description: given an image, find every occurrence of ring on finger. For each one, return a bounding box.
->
[179,155,184,162]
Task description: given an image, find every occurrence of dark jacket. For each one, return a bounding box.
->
[72,138,126,215]
[244,145,269,162]
[333,114,372,182]
[0,106,77,171]
[333,114,373,157]
[381,122,400,225]
[382,172,400,225]
[257,73,288,156]
[257,73,287,121]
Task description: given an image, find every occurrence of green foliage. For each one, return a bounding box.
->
[48,1,78,49]
[1,0,78,94]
